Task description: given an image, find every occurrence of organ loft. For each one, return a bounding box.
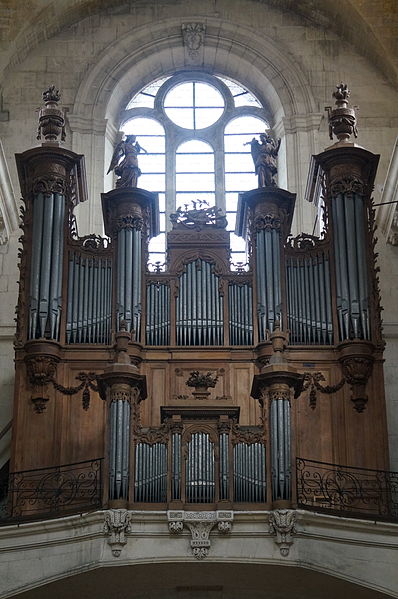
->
[2,82,394,523]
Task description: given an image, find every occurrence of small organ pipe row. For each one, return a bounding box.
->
[176,259,223,346]
[286,252,333,345]
[29,192,64,340]
[228,283,253,345]
[109,399,131,501]
[270,398,291,501]
[116,227,142,337]
[132,433,267,503]
[146,282,170,345]
[233,442,266,502]
[66,253,112,344]
[332,193,369,340]
[186,432,215,503]
[256,228,281,340]
[134,442,168,502]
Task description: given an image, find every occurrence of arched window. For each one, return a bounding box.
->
[120,74,270,269]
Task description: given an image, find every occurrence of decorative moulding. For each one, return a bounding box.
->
[167,510,233,560]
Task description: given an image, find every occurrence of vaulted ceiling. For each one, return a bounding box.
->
[0,0,397,87]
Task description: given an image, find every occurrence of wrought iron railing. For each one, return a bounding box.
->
[0,458,103,525]
[296,458,398,522]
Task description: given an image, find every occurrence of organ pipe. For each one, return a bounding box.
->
[332,193,370,340]
[146,283,170,345]
[134,442,168,502]
[228,283,253,345]
[109,398,131,501]
[256,227,281,340]
[176,259,223,346]
[286,252,333,344]
[66,253,112,344]
[116,226,142,338]
[29,192,65,340]
[270,398,291,501]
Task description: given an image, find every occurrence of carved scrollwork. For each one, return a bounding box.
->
[231,425,264,445]
[329,176,365,197]
[114,214,144,233]
[136,425,169,445]
[70,234,110,251]
[170,201,227,230]
[285,232,329,252]
[32,176,66,195]
[253,213,281,232]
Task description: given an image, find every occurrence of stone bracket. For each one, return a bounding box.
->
[103,509,132,557]
[167,510,233,560]
[268,509,296,557]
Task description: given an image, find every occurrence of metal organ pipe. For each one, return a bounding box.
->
[66,253,112,344]
[286,251,333,345]
[332,193,370,340]
[176,259,223,346]
[146,283,170,345]
[256,226,282,341]
[29,192,65,340]
[116,225,142,338]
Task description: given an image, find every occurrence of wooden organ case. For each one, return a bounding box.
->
[8,86,390,517]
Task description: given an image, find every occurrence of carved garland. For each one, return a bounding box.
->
[302,372,346,409]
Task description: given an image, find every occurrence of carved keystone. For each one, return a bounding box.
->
[167,510,233,560]
[103,509,131,557]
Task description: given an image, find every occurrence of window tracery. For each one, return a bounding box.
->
[120,73,270,269]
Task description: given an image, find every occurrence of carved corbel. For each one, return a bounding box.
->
[24,341,61,413]
[338,341,375,412]
[268,509,296,557]
[167,510,233,560]
[103,509,131,557]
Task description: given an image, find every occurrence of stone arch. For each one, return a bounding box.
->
[71,16,317,128]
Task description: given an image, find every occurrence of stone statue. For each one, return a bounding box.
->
[107,134,147,188]
[245,132,281,187]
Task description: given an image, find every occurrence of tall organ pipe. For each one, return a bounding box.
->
[270,397,291,501]
[29,192,65,340]
[116,224,142,338]
[176,259,223,346]
[109,398,131,501]
[332,192,369,340]
[256,226,281,340]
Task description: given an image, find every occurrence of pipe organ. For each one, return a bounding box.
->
[9,85,390,518]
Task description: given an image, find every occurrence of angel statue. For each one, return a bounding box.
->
[245,132,281,187]
[107,134,147,188]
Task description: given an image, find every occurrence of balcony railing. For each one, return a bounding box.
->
[0,458,103,525]
[296,457,398,522]
[1,455,397,525]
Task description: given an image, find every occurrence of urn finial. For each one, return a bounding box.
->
[325,83,358,143]
[37,85,66,145]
